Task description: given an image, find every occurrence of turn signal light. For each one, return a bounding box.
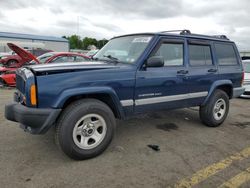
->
[30,84,37,106]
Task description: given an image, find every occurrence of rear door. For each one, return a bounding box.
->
[134,37,190,113]
[186,39,218,106]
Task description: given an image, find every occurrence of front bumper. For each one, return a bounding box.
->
[5,103,61,134]
[242,85,250,96]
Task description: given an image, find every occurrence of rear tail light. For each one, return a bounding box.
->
[241,71,245,86]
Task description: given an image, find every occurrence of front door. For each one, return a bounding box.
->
[134,38,189,113]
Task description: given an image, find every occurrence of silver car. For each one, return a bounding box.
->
[241,60,250,98]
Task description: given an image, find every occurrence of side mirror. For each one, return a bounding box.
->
[146,56,164,67]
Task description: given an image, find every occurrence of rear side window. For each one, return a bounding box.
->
[215,43,238,65]
[189,45,212,66]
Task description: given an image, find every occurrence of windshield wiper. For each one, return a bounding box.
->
[103,55,120,64]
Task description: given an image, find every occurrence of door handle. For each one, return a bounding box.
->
[208,69,217,73]
[177,70,188,74]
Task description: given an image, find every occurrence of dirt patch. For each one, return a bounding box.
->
[148,113,163,119]
[231,122,250,129]
[238,114,250,118]
[156,123,178,132]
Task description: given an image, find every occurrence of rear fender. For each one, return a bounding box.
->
[202,80,233,106]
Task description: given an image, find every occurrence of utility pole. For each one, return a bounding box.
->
[77,16,79,35]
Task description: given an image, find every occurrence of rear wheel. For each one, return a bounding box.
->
[6,60,18,67]
[200,89,229,127]
[55,99,116,160]
[0,79,6,87]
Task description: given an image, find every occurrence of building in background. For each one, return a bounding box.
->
[0,32,69,52]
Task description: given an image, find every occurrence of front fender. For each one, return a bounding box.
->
[52,86,125,118]
[202,80,233,106]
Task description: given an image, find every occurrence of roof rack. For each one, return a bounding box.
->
[211,35,229,40]
[159,29,229,40]
[160,29,191,35]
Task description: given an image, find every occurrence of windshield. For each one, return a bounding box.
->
[29,53,54,64]
[243,61,250,73]
[86,50,98,56]
[94,35,152,64]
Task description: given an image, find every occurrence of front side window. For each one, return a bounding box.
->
[215,43,238,65]
[152,43,183,66]
[189,44,212,66]
[94,35,152,64]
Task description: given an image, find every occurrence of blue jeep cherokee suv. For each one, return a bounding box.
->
[5,30,245,160]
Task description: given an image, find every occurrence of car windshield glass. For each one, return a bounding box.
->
[29,53,54,64]
[94,35,152,64]
[37,53,54,63]
[243,61,250,73]
[86,50,98,56]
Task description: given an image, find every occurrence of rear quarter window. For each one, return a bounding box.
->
[214,43,238,65]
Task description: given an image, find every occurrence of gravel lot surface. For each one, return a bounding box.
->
[0,88,249,188]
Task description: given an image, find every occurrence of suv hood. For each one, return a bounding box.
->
[7,43,39,65]
[27,61,123,75]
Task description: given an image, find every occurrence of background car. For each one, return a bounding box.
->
[1,43,90,87]
[0,49,51,67]
[0,53,23,67]
[28,52,90,65]
[0,66,16,87]
[241,59,250,98]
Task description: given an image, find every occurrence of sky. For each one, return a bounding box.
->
[0,0,249,50]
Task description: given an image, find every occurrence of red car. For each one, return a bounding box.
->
[0,49,52,67]
[0,53,23,67]
[29,52,90,65]
[0,66,16,87]
[0,43,90,87]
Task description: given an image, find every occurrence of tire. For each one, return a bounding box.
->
[199,89,229,127]
[0,79,6,87]
[6,60,18,67]
[55,99,116,160]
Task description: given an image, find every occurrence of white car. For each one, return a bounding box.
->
[241,60,250,98]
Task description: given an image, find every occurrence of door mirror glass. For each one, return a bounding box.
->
[146,56,164,67]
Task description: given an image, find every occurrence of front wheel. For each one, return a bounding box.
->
[200,89,229,127]
[55,99,116,160]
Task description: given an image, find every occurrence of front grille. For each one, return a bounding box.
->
[16,73,26,94]
[244,91,250,95]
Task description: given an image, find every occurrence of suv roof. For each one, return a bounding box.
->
[113,29,231,42]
